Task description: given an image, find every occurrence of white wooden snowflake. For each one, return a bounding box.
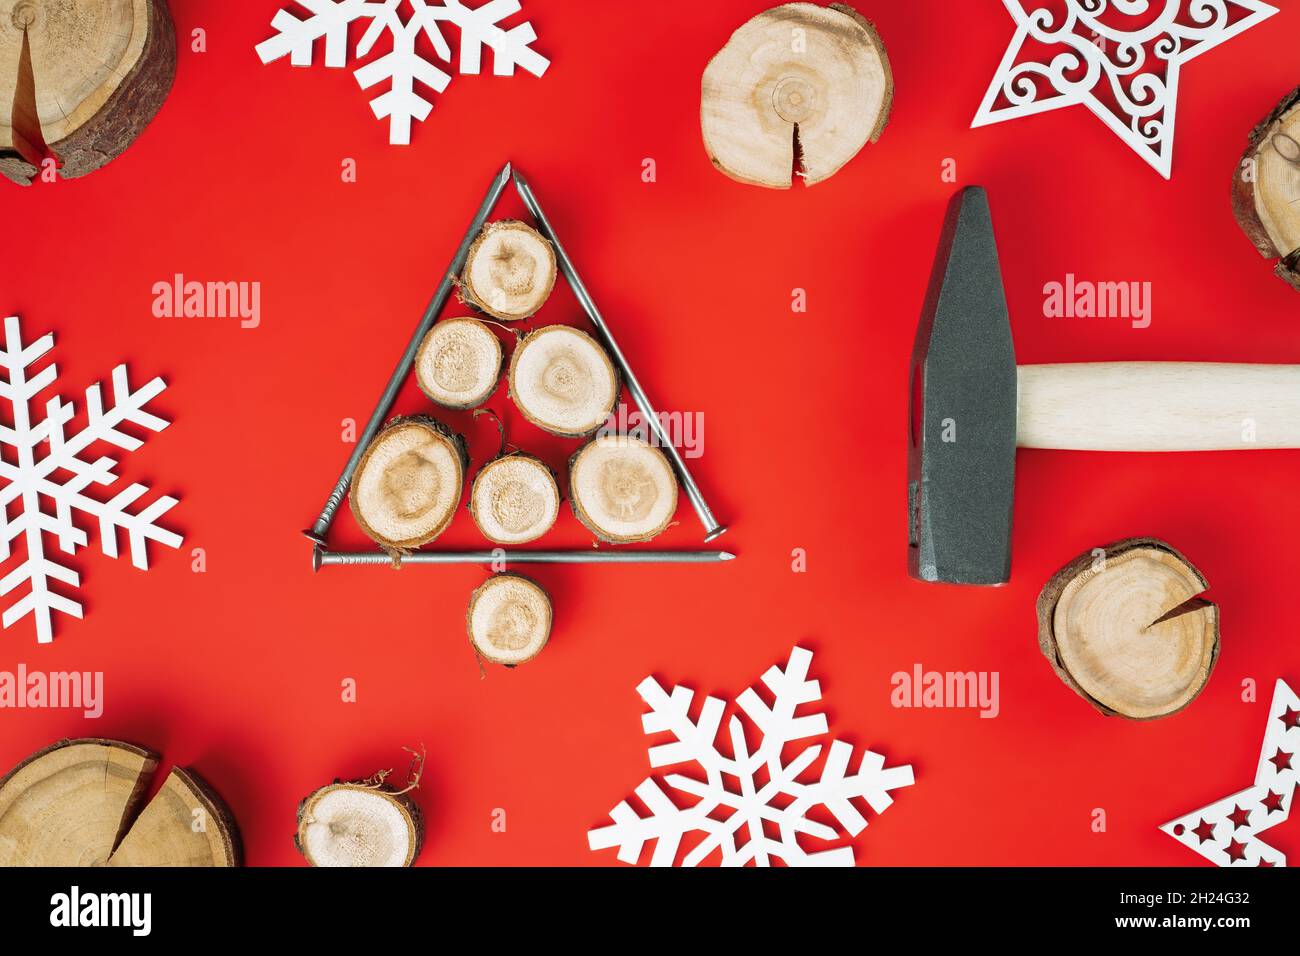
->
[1161,679,1298,867]
[255,0,550,145]
[973,0,1278,178]
[588,646,915,866]
[0,316,181,644]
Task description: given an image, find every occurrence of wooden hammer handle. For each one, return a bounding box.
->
[1016,363,1300,451]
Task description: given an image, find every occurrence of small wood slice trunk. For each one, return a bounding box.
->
[295,781,423,867]
[415,317,503,410]
[460,220,557,320]
[1036,538,1219,720]
[508,326,620,438]
[0,0,177,185]
[470,452,561,545]
[569,434,678,543]
[701,2,893,188]
[349,416,468,552]
[1233,85,1300,290]
[467,572,552,666]
[0,738,240,865]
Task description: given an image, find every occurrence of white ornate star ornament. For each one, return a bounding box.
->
[973,0,1279,178]
[1161,679,1298,866]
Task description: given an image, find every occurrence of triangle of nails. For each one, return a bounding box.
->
[304,162,731,569]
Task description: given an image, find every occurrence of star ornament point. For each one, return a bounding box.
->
[1162,679,1299,867]
[972,0,1279,179]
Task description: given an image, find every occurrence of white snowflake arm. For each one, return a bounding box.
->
[586,779,723,867]
[353,11,450,145]
[418,0,550,76]
[255,0,376,68]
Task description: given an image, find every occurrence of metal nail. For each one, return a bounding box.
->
[314,547,735,569]
[304,161,515,547]
[511,168,728,543]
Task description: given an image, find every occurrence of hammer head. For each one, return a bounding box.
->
[908,187,1017,585]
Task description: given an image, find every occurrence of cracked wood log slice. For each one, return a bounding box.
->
[295,781,423,867]
[508,325,619,438]
[470,452,560,545]
[460,220,557,320]
[1036,538,1219,720]
[569,434,678,544]
[1233,85,1300,291]
[0,0,176,186]
[349,416,468,551]
[467,572,552,666]
[701,2,892,188]
[415,317,503,410]
[0,738,240,865]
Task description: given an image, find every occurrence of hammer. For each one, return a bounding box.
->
[909,187,1300,585]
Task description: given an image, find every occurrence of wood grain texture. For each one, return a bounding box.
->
[701,2,892,188]
[0,0,174,184]
[1016,363,1300,451]
[1036,539,1219,720]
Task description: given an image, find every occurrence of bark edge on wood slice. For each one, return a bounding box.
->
[508,325,620,438]
[0,0,177,186]
[1232,84,1300,291]
[460,220,557,320]
[0,737,240,866]
[1036,538,1219,720]
[349,415,469,553]
[295,781,423,867]
[467,571,552,666]
[569,434,678,544]
[701,2,893,188]
[415,317,504,410]
[469,451,561,545]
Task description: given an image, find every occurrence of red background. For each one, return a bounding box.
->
[2,0,1298,866]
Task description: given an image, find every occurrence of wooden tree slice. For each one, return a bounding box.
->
[508,325,619,438]
[1233,85,1300,291]
[349,416,468,551]
[415,317,503,410]
[470,452,560,545]
[0,0,176,186]
[701,2,892,188]
[569,434,678,544]
[461,220,557,320]
[1036,538,1219,720]
[0,738,240,866]
[467,572,552,666]
[295,782,423,867]
[107,767,240,867]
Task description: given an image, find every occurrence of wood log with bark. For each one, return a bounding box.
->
[1036,538,1219,720]
[701,2,893,188]
[295,751,425,867]
[1233,85,1300,291]
[0,0,176,186]
[0,738,240,865]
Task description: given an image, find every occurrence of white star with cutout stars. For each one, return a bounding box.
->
[973,0,1278,178]
[1161,679,1299,866]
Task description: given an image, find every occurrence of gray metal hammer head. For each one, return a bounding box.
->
[908,187,1017,585]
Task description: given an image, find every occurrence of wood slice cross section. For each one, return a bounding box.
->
[0,0,175,185]
[1037,539,1220,720]
[0,738,240,865]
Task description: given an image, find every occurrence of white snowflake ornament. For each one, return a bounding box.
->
[973,0,1278,178]
[588,646,915,867]
[1161,679,1299,867]
[256,0,550,145]
[0,316,182,644]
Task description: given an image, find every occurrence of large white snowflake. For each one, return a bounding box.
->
[588,646,915,866]
[255,0,550,145]
[0,315,182,644]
